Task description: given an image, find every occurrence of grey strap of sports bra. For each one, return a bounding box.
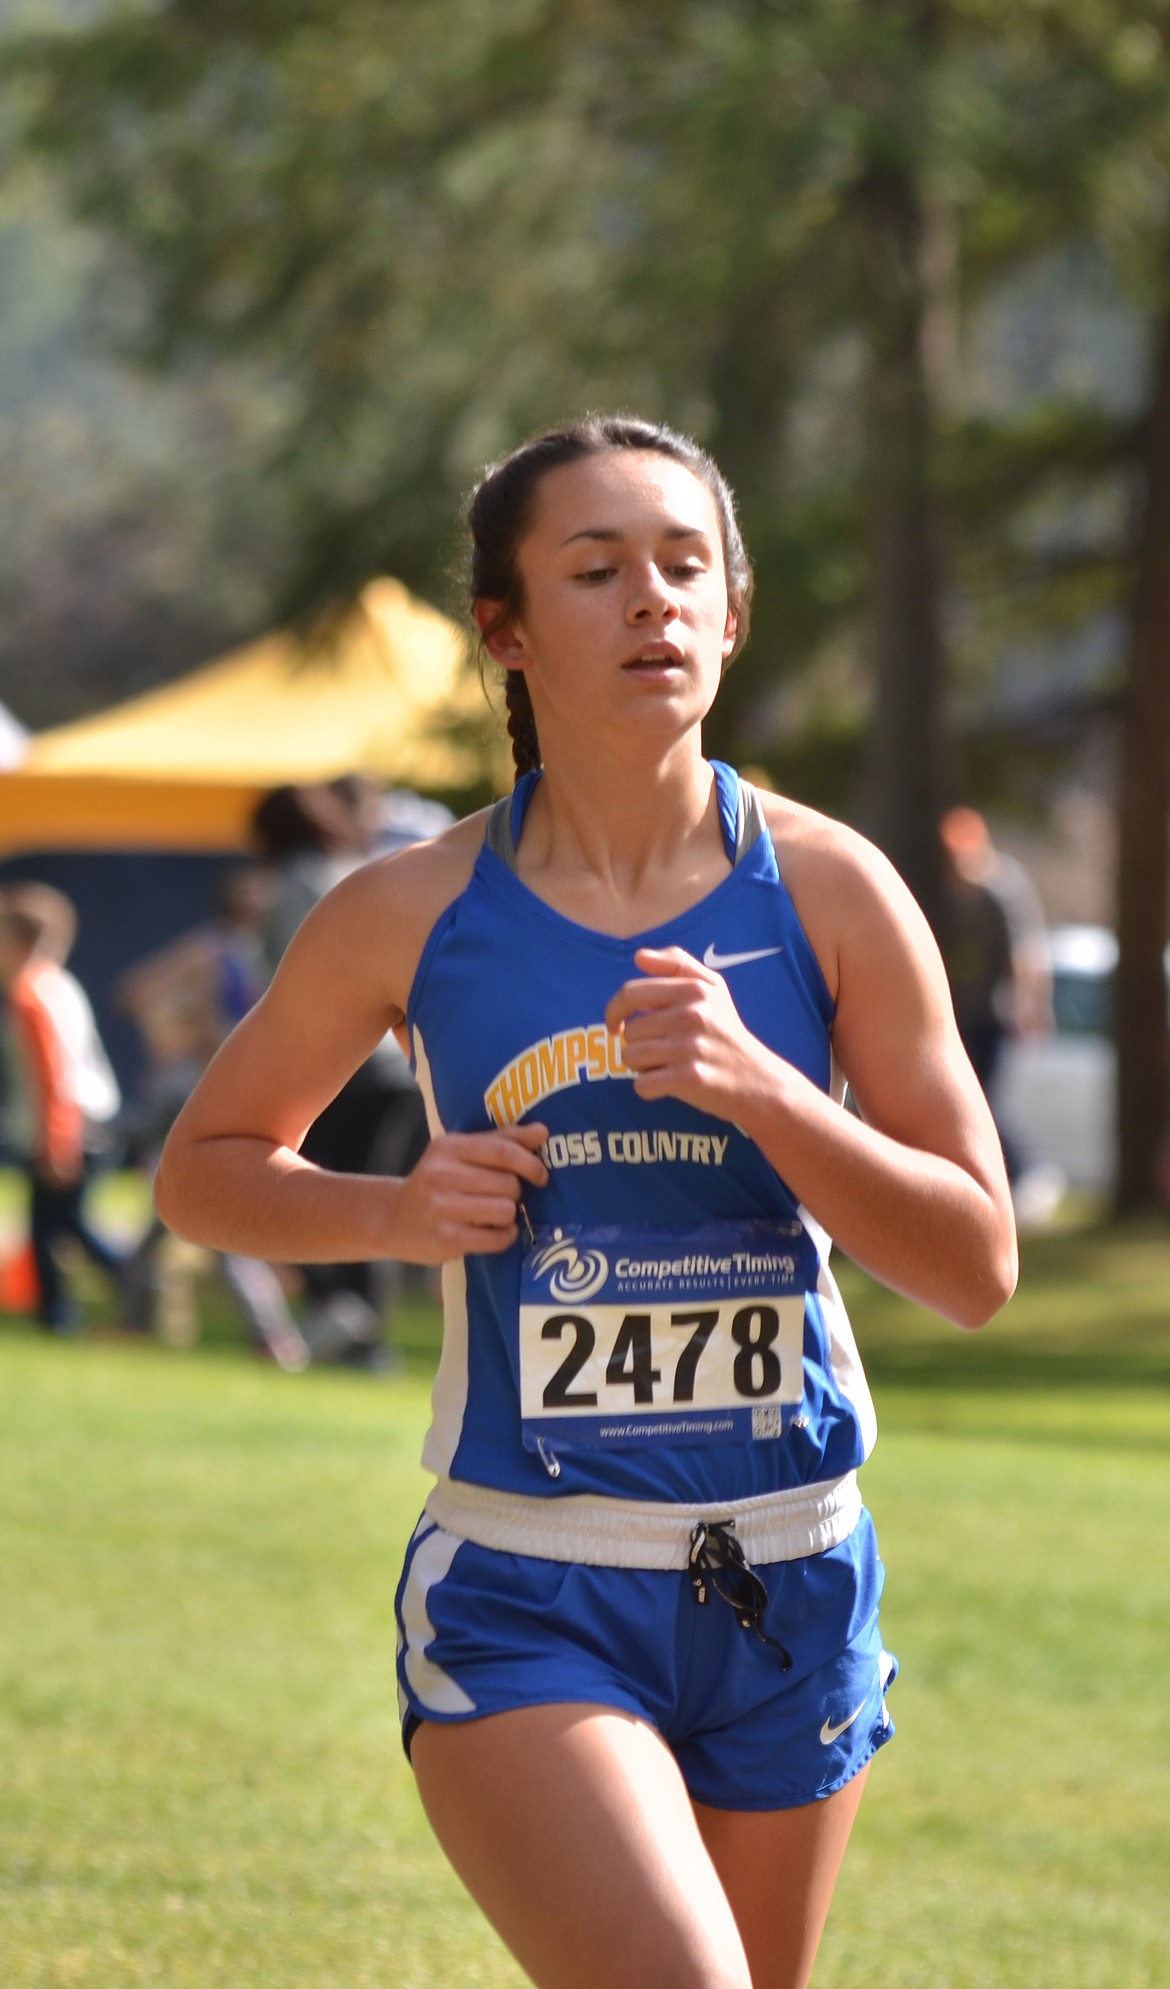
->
[485,779,766,873]
[734,779,768,863]
[485,793,518,869]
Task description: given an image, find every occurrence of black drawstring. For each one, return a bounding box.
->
[688,1520,792,1669]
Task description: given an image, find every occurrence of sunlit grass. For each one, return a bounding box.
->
[1,1218,1168,1986]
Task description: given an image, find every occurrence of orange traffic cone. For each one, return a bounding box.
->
[0,1240,41,1314]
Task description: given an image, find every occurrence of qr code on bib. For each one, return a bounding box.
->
[751,1405,784,1440]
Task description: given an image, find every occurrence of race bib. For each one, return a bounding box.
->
[519,1219,816,1453]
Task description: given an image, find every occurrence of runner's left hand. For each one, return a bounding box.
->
[605,947,773,1119]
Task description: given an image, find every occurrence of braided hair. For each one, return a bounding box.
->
[467,416,753,783]
[503,670,542,780]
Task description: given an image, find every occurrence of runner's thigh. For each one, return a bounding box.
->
[694,1768,869,1989]
[412,1702,752,1989]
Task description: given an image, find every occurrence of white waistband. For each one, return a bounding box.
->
[424,1471,863,1570]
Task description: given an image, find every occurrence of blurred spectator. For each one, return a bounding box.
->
[252,778,377,964]
[114,866,309,1370]
[251,780,434,1369]
[7,880,80,968]
[939,808,1053,1039]
[0,887,124,1333]
[939,829,1015,1107]
[374,786,458,854]
[939,808,1060,1214]
[116,863,274,1045]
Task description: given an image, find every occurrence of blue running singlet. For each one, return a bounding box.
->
[406,762,876,1547]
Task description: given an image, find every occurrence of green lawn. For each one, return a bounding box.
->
[1,1218,1168,1987]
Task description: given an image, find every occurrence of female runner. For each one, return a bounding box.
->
[156,416,1017,1989]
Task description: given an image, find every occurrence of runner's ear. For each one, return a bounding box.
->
[474,600,531,670]
[721,606,739,663]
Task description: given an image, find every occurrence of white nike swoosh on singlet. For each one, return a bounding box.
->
[819,1698,869,1746]
[702,944,783,971]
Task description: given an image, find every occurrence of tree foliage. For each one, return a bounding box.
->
[9,8,1157,700]
[8,0,1170,1191]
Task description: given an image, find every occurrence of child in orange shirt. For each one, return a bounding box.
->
[0,900,124,1332]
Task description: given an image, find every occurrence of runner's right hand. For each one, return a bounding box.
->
[389,1123,548,1262]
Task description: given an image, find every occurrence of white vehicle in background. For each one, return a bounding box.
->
[997,925,1119,1196]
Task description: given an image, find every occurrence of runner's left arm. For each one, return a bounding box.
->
[605,838,1016,1330]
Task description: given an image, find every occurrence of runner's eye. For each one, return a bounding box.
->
[576,567,616,584]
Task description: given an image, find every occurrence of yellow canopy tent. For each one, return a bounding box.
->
[0,579,501,856]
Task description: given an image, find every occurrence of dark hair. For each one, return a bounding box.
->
[467,416,754,781]
[251,786,322,859]
[0,905,44,952]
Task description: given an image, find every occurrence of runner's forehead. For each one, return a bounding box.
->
[523,452,723,554]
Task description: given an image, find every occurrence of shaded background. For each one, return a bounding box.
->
[2,0,1170,1201]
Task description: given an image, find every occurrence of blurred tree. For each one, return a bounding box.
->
[0,170,298,723]
[8,1,1170,1092]
[0,1,1023,921]
[1116,310,1170,1210]
[1010,6,1170,1212]
[668,0,1170,1200]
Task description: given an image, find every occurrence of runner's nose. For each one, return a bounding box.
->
[627,564,679,622]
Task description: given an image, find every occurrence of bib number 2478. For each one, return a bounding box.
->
[540,1303,791,1410]
[518,1219,813,1451]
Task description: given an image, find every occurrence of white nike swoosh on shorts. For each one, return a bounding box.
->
[819,1697,870,1746]
[702,944,783,971]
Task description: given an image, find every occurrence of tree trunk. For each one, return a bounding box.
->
[858,158,950,934]
[1115,311,1170,1212]
[703,279,793,764]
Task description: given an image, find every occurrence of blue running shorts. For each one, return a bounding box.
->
[394,1505,896,1811]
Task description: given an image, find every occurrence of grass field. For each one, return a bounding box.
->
[1,1207,1168,1987]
